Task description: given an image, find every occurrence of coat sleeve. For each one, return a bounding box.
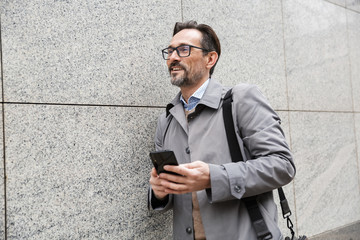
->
[148,113,174,211]
[207,84,296,202]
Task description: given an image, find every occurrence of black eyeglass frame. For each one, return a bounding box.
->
[161,44,209,60]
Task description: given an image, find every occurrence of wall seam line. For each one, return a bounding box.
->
[0,11,8,240]
[1,102,359,114]
[345,3,360,197]
[0,102,169,109]
[1,102,359,115]
[280,0,300,235]
[324,0,360,14]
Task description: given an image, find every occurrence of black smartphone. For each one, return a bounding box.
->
[149,150,179,175]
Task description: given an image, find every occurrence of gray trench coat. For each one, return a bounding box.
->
[149,79,296,240]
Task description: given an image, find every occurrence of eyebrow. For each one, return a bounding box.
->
[168,42,190,48]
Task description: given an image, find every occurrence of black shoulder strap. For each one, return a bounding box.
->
[223,89,243,162]
[222,88,273,240]
[163,115,173,143]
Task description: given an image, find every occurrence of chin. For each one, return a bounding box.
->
[171,76,187,87]
[171,79,183,87]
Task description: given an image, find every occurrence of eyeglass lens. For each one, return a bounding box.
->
[163,45,191,59]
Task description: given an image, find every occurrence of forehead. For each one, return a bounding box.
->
[169,29,203,47]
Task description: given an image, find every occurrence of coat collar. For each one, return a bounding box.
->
[166,79,224,117]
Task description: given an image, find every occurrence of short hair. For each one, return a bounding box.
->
[173,21,221,76]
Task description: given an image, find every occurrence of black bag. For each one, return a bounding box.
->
[222,88,308,240]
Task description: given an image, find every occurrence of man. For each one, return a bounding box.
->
[148,20,295,240]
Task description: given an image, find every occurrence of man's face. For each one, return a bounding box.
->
[166,29,208,87]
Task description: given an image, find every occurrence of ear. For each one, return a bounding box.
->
[205,51,219,71]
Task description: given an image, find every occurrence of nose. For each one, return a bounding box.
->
[168,50,181,62]
[167,52,180,67]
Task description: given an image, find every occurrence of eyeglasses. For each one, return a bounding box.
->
[161,45,209,60]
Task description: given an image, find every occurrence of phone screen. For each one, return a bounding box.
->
[149,150,179,175]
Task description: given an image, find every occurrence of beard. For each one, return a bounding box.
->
[170,73,191,87]
[169,62,205,87]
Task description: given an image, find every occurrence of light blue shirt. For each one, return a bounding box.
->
[180,79,210,111]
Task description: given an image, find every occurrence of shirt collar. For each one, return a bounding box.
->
[166,78,224,117]
[180,79,210,111]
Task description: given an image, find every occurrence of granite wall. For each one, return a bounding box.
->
[0,0,359,239]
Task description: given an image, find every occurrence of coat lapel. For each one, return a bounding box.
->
[165,79,225,136]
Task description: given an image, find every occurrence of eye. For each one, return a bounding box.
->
[178,45,190,53]
[167,48,174,54]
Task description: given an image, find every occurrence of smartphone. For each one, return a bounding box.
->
[149,150,180,175]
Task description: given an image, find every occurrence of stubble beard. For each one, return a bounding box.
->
[169,64,205,88]
[170,73,190,87]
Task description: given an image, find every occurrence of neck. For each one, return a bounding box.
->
[180,77,209,103]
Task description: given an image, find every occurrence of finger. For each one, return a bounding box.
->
[162,182,188,194]
[150,178,171,194]
[149,176,161,186]
[159,173,186,185]
[151,167,159,177]
[182,161,203,169]
[163,165,189,176]
[152,185,169,199]
[162,181,190,195]
[151,184,167,192]
[150,172,164,186]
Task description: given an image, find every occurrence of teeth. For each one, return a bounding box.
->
[172,67,182,71]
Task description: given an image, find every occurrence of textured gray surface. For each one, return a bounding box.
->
[356,114,360,193]
[347,0,360,12]
[4,105,171,239]
[311,221,360,240]
[348,10,360,111]
[0,0,359,239]
[182,0,288,110]
[327,0,346,6]
[1,0,180,106]
[283,0,352,112]
[290,112,360,236]
[0,105,4,240]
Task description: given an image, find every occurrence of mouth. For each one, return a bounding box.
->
[171,67,183,72]
[169,63,185,73]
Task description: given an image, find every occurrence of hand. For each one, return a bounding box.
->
[158,161,211,195]
[149,167,169,200]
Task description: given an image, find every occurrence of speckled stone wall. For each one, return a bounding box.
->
[0,0,359,239]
